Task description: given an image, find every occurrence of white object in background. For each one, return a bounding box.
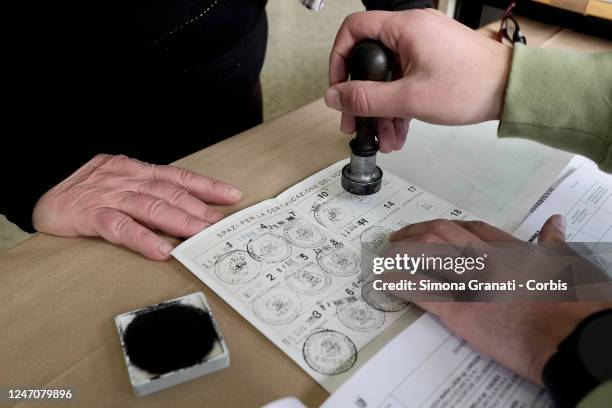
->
[263,313,551,407]
[514,155,612,245]
[322,313,550,408]
[261,397,308,408]
[298,0,324,11]
[114,292,230,397]
[437,0,457,17]
[378,120,572,232]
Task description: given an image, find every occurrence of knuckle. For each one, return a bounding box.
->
[168,187,189,204]
[107,154,130,167]
[349,87,371,116]
[101,212,132,243]
[177,168,195,186]
[140,160,155,175]
[343,12,361,26]
[92,153,112,163]
[113,154,130,163]
[429,219,451,234]
[145,198,167,218]
[421,233,439,243]
[464,220,487,231]
[181,216,199,232]
[404,8,428,25]
[105,154,142,174]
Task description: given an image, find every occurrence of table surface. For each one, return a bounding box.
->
[1,19,611,408]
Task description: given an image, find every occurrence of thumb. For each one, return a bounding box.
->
[325,80,405,118]
[538,214,566,243]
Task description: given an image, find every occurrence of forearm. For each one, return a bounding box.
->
[498,45,612,172]
[0,145,90,233]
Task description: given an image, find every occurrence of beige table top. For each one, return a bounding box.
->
[1,20,611,408]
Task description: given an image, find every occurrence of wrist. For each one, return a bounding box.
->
[542,308,612,407]
[522,304,611,386]
[487,43,512,121]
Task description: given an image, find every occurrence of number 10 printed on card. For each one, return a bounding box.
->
[172,159,474,391]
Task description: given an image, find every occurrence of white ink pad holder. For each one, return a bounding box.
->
[114,292,230,396]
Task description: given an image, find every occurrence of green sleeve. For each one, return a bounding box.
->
[576,381,612,408]
[498,44,612,172]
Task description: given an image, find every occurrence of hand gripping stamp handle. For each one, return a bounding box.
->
[341,39,394,195]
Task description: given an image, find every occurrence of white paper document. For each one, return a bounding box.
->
[514,157,612,247]
[323,314,550,408]
[172,159,474,391]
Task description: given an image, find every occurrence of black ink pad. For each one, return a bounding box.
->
[115,292,230,396]
[123,303,217,375]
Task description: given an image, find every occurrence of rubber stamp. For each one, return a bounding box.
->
[114,292,230,396]
[341,40,394,196]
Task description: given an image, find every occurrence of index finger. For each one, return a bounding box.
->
[329,11,398,86]
[454,220,518,242]
[151,164,242,205]
[389,219,483,245]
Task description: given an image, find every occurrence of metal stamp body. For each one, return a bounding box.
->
[341,40,394,196]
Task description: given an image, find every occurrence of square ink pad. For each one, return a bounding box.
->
[115,292,230,396]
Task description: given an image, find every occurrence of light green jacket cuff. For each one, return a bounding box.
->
[577,381,612,408]
[498,44,612,172]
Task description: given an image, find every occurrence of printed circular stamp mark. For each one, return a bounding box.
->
[214,250,261,285]
[284,220,326,248]
[361,281,409,312]
[252,288,301,326]
[247,233,292,263]
[317,247,360,277]
[360,226,392,254]
[417,200,437,214]
[314,201,353,228]
[285,262,331,296]
[338,190,372,205]
[393,217,410,229]
[337,298,385,332]
[302,329,357,375]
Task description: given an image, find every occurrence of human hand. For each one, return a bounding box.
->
[387,216,611,385]
[32,154,243,260]
[326,9,512,152]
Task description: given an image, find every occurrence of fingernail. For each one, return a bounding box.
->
[388,231,398,242]
[551,215,566,235]
[325,88,341,110]
[228,187,243,200]
[158,241,174,256]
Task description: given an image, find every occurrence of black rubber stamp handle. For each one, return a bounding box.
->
[348,40,394,157]
[340,40,394,196]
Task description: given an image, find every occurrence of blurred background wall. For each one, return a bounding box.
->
[262,0,363,120]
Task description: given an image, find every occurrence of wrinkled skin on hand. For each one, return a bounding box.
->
[33,154,243,260]
[388,216,612,385]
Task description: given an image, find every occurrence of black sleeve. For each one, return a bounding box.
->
[0,145,92,233]
[4,1,269,233]
[361,0,434,11]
